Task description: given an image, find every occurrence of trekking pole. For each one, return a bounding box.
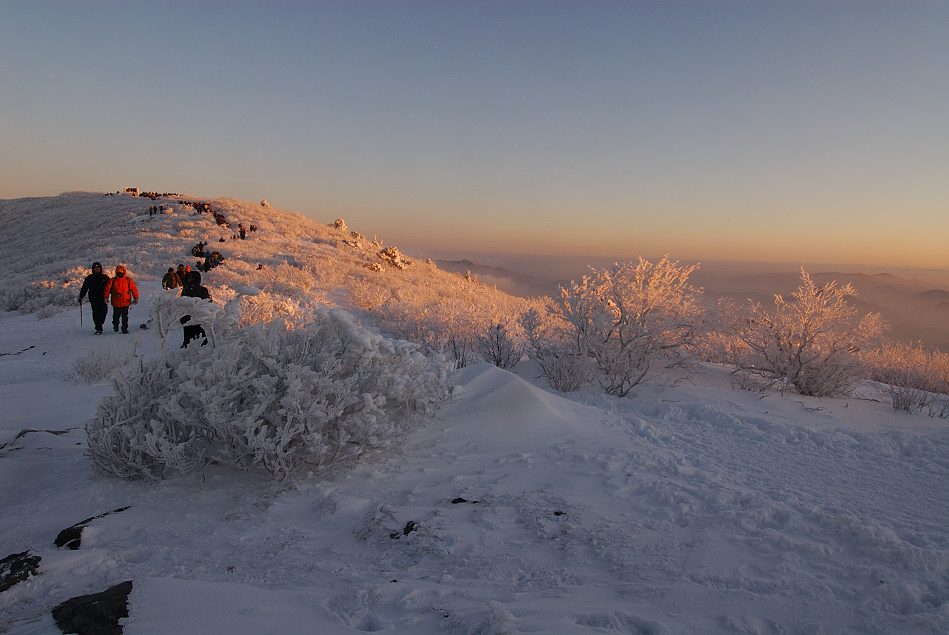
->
[79,298,83,327]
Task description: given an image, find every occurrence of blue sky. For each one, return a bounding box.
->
[2,1,947,267]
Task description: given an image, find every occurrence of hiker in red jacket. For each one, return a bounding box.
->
[103,265,139,334]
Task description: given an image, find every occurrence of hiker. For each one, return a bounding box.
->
[103,265,139,334]
[161,267,181,290]
[176,266,191,293]
[238,223,245,240]
[77,262,110,335]
[180,270,211,347]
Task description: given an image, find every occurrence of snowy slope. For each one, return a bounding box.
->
[1,193,948,634]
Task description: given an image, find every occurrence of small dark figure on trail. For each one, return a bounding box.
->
[104,265,139,334]
[238,223,246,240]
[176,264,187,282]
[180,270,212,348]
[161,267,181,290]
[78,262,110,334]
[202,251,225,272]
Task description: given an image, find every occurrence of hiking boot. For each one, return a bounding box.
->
[95,328,103,335]
[113,325,119,332]
[122,329,129,334]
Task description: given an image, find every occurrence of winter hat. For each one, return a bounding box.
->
[115,265,126,275]
[92,262,102,269]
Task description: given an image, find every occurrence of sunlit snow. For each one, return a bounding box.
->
[1,193,947,634]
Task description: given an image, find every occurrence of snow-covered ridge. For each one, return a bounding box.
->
[1,191,948,633]
[0,191,538,332]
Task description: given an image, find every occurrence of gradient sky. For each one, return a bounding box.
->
[2,1,947,268]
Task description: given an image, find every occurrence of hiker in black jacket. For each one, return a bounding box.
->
[77,262,110,334]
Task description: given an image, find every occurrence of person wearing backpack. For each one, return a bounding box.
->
[161,267,181,290]
[77,261,110,334]
[103,264,139,334]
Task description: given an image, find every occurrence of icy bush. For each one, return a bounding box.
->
[554,256,702,396]
[519,307,591,392]
[720,269,886,397]
[863,341,949,415]
[62,342,137,384]
[86,307,452,481]
[476,322,523,369]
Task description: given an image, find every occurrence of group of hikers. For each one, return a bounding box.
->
[77,263,139,335]
[190,242,226,272]
[78,261,212,347]
[74,196,259,346]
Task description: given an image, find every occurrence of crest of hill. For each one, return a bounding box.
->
[0,191,537,329]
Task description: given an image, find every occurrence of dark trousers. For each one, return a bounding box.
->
[112,306,130,332]
[89,301,108,330]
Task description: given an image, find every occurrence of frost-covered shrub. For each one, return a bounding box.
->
[721,269,887,397]
[347,274,391,311]
[36,304,65,319]
[251,262,323,304]
[86,307,452,481]
[519,307,590,392]
[863,341,949,414]
[237,292,306,329]
[62,342,137,384]
[476,322,523,369]
[554,256,702,396]
[3,274,85,314]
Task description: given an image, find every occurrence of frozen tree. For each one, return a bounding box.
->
[476,322,523,369]
[722,268,887,397]
[519,306,591,392]
[555,256,702,396]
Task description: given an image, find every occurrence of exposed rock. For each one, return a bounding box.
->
[0,550,41,593]
[55,506,131,550]
[51,580,132,635]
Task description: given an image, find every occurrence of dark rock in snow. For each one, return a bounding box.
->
[55,506,132,550]
[55,525,84,551]
[52,580,132,635]
[389,521,420,539]
[0,550,41,593]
